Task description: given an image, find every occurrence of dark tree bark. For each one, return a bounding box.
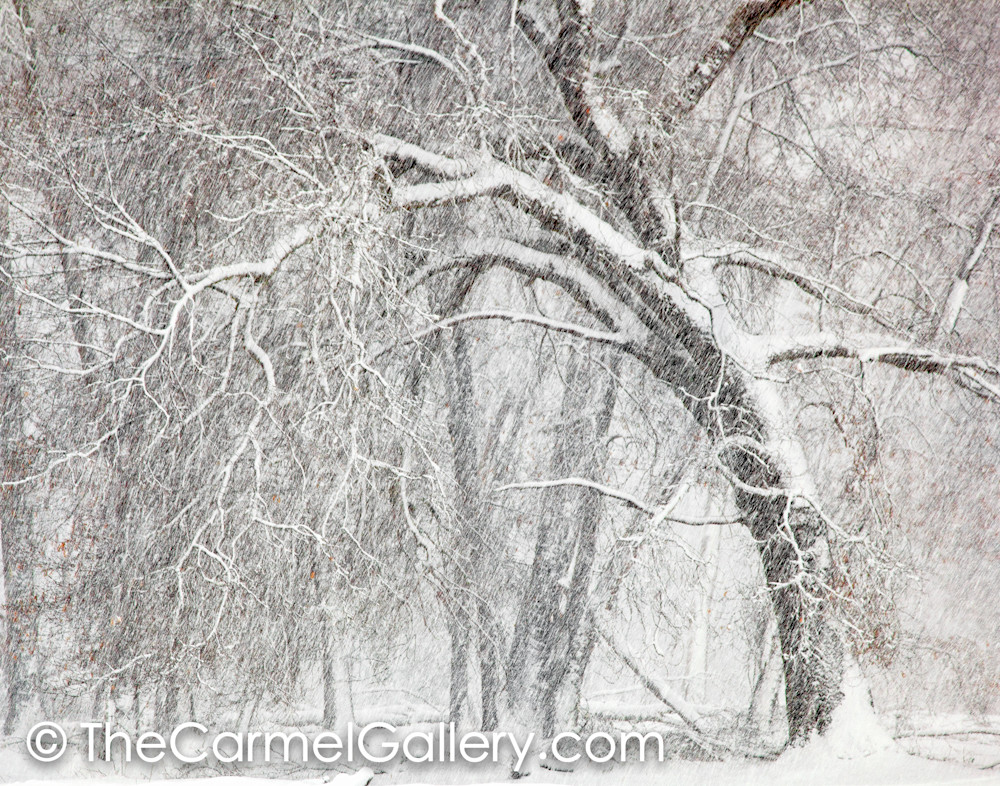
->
[448,613,471,726]
[442,300,479,727]
[639,329,844,742]
[666,0,801,128]
[476,598,502,731]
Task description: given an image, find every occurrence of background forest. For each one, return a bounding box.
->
[1,0,999,773]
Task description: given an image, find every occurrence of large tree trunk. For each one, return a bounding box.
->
[477,598,502,731]
[436,271,516,731]
[645,338,844,743]
[387,159,849,743]
[447,613,471,726]
[757,507,843,741]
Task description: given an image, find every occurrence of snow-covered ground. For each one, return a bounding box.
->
[3,738,999,786]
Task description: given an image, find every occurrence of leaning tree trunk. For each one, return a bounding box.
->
[754,503,843,740]
[637,322,844,743]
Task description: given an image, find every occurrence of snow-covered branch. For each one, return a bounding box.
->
[495,478,741,527]
[409,310,629,348]
[593,621,705,732]
[515,4,678,262]
[664,0,802,129]
[390,168,507,210]
[361,34,464,78]
[766,333,1000,399]
[372,134,474,180]
[454,238,654,342]
[135,223,320,380]
[379,136,664,276]
[938,190,1000,334]
[515,1,631,158]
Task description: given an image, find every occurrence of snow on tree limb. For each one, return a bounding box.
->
[496,477,741,527]
[514,0,631,158]
[372,134,474,180]
[379,135,664,275]
[134,223,320,383]
[594,621,706,733]
[695,243,896,330]
[409,310,629,348]
[515,1,678,262]
[765,332,1000,401]
[360,33,464,78]
[454,238,655,342]
[938,190,1000,334]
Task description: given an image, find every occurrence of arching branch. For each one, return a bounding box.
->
[410,309,630,348]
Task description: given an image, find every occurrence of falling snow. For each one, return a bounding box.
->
[1,1,999,785]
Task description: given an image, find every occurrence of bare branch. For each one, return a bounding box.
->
[695,243,898,331]
[360,33,464,78]
[593,621,706,732]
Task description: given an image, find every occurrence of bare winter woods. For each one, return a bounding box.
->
[1,0,999,762]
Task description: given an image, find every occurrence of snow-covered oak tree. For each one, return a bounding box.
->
[361,0,1000,743]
